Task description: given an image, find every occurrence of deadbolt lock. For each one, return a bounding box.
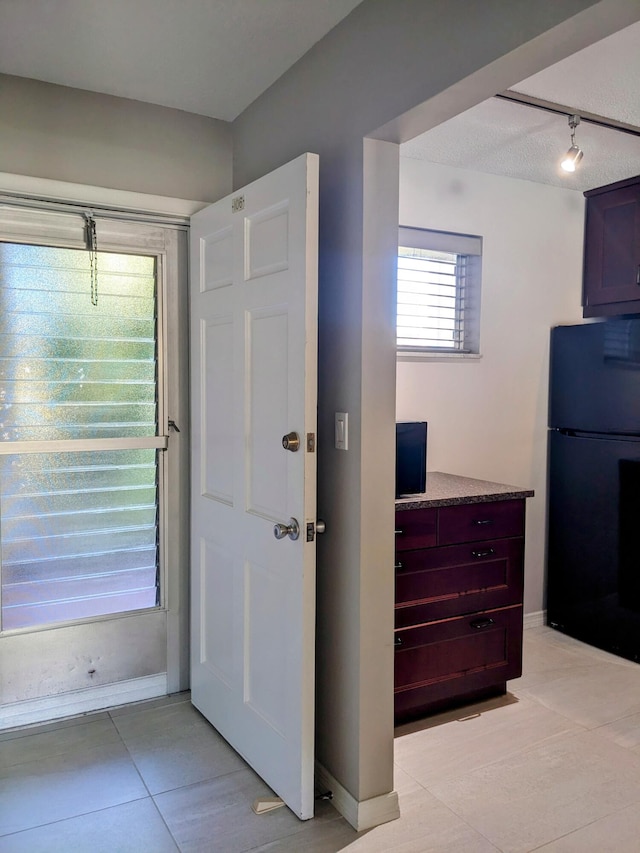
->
[282,432,300,452]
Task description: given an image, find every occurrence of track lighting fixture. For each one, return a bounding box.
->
[561,115,584,172]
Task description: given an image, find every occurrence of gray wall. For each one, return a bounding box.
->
[232,0,640,811]
[0,74,232,201]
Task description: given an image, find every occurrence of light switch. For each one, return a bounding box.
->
[335,412,348,450]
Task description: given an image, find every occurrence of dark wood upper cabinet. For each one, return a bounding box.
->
[583,175,640,317]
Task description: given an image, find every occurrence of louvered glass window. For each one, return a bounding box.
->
[397,227,482,355]
[0,242,160,630]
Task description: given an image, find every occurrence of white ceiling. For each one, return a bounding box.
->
[401,21,640,192]
[1,4,638,190]
[0,0,363,121]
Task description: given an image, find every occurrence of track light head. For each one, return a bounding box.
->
[561,144,584,172]
[561,115,584,173]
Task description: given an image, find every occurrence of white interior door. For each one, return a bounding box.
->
[190,153,319,820]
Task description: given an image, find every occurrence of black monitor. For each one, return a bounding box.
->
[395,422,427,497]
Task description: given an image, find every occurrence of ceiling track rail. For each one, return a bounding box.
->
[496,90,640,138]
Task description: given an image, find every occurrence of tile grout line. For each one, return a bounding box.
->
[107,708,183,851]
[0,796,156,841]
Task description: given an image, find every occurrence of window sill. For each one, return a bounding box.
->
[397,351,482,363]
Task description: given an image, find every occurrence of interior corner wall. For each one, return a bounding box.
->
[231,0,636,819]
[0,74,232,202]
[310,137,399,807]
[358,137,400,798]
[397,157,585,615]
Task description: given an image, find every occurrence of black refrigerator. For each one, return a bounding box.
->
[548,319,640,662]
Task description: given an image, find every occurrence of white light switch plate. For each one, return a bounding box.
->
[335,412,348,450]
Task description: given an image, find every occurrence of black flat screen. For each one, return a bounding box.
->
[395,422,427,497]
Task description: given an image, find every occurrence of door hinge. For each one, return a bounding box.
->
[231,194,245,213]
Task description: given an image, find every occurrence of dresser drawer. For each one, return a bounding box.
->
[394,605,523,720]
[395,538,524,627]
[395,508,438,551]
[438,499,525,545]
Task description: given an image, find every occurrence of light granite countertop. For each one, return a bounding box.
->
[395,471,534,511]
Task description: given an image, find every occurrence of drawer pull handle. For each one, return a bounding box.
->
[395,562,403,570]
[472,548,495,559]
[394,635,403,648]
[470,617,495,630]
[473,519,493,526]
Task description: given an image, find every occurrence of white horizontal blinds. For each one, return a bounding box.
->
[0,240,160,630]
[397,227,482,352]
[397,248,460,348]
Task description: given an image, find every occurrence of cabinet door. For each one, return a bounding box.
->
[584,183,640,312]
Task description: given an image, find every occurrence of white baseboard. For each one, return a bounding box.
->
[524,610,546,629]
[315,761,400,831]
[0,673,167,731]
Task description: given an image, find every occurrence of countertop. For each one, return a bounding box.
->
[395,471,534,511]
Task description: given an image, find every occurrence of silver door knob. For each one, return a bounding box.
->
[273,517,300,541]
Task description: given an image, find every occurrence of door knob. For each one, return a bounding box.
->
[273,517,300,541]
[282,432,300,452]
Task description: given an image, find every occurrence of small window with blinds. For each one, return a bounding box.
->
[397,227,482,356]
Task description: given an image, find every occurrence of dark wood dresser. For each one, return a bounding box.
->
[395,472,534,723]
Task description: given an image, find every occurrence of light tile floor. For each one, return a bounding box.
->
[4,626,640,851]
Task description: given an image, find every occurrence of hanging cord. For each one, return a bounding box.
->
[83,211,98,306]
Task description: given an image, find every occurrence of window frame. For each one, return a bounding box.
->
[397,226,482,360]
[0,198,190,691]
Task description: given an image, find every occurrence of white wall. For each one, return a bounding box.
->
[397,157,585,614]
